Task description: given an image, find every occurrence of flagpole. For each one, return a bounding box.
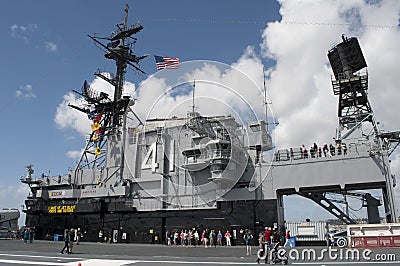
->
[192,79,196,115]
[263,66,268,132]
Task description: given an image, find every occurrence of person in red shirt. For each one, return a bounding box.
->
[265,227,271,244]
[284,230,293,248]
[224,230,232,246]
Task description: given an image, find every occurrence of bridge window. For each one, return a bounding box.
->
[250,124,261,132]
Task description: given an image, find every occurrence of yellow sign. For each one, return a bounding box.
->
[95,147,102,155]
[49,191,64,197]
[91,123,101,131]
[48,205,76,214]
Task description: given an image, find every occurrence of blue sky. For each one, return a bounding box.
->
[1,0,400,224]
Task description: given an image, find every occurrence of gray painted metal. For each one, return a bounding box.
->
[0,209,20,229]
[285,221,328,243]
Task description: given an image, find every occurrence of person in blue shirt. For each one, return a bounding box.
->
[23,229,29,244]
[243,229,253,255]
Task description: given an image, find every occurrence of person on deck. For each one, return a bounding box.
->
[224,230,232,246]
[284,230,293,248]
[243,229,253,255]
[60,229,70,254]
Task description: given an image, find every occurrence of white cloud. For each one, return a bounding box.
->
[66,149,83,160]
[54,91,90,135]
[261,0,346,148]
[44,41,57,52]
[261,0,400,148]
[133,51,265,127]
[11,23,38,41]
[16,84,36,99]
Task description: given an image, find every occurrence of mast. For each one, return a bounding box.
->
[262,67,278,132]
[192,79,196,115]
[114,4,129,102]
[69,4,148,183]
[263,66,268,132]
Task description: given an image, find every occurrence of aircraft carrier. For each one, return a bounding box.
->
[20,5,399,244]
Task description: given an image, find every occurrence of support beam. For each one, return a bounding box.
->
[276,192,285,233]
[364,193,381,224]
[298,191,356,224]
[382,187,397,223]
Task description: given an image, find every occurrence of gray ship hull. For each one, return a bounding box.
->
[25,199,277,244]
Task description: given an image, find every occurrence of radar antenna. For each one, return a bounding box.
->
[328,35,376,141]
[328,35,398,223]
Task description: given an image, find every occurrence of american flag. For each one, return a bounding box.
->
[154,55,180,70]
